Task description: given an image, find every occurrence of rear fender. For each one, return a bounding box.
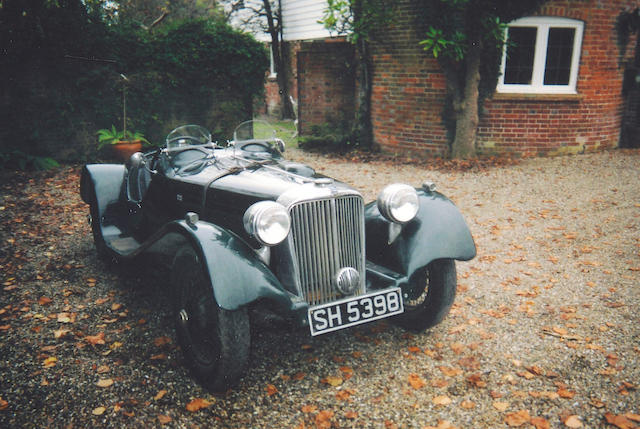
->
[365,189,476,279]
[149,220,294,312]
[80,164,125,217]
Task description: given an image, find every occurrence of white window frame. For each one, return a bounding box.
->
[497,17,584,94]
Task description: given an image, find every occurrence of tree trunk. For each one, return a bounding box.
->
[273,42,293,119]
[450,43,481,159]
[263,0,293,119]
[352,38,373,147]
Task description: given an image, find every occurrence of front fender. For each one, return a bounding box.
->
[148,220,294,312]
[365,189,476,278]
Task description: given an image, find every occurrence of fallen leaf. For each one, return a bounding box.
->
[0,398,8,411]
[96,365,109,374]
[157,415,172,424]
[467,373,487,388]
[154,336,172,347]
[408,373,426,389]
[432,395,452,406]
[626,413,640,422]
[265,384,278,396]
[345,411,358,419]
[553,326,568,335]
[42,357,57,368]
[450,343,465,355]
[85,332,106,346]
[557,388,576,399]
[54,329,69,339]
[38,296,52,306]
[186,398,211,412]
[336,389,353,400]
[604,413,637,429]
[531,416,550,429]
[424,420,457,429]
[460,400,476,409]
[493,401,510,411]
[292,372,306,381]
[322,376,343,387]
[527,366,545,376]
[315,410,334,429]
[154,390,167,401]
[96,378,114,388]
[301,405,317,413]
[92,406,106,416]
[505,410,531,427]
[438,366,463,377]
[57,313,72,323]
[564,415,582,428]
[517,370,536,380]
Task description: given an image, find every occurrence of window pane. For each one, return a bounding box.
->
[543,28,575,85]
[504,27,537,85]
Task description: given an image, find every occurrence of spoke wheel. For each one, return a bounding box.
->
[172,246,250,392]
[394,259,457,332]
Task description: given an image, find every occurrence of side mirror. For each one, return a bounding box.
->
[274,138,285,153]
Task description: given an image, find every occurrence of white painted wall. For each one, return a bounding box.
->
[281,0,333,41]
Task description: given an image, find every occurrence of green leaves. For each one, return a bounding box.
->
[420,27,467,60]
[320,0,395,44]
[0,150,59,171]
[96,126,150,149]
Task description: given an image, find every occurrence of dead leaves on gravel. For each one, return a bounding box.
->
[319,149,521,171]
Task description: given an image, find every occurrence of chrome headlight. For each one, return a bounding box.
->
[377,184,419,224]
[243,201,291,246]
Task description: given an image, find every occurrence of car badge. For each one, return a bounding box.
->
[333,267,360,295]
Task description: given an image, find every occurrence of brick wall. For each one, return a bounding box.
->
[369,1,450,156]
[368,0,640,157]
[478,1,639,156]
[296,40,355,135]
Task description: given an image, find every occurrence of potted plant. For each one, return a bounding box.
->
[97,125,150,161]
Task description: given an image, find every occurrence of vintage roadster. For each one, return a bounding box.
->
[80,121,476,391]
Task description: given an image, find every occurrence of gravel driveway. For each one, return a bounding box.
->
[1,149,638,428]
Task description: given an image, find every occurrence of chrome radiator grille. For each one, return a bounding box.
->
[288,196,365,306]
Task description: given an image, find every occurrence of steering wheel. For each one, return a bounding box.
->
[170,146,214,175]
[234,141,273,153]
[176,158,210,175]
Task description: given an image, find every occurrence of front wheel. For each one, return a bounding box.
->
[172,246,250,392]
[394,259,457,332]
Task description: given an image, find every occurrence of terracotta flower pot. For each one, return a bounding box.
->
[112,140,143,162]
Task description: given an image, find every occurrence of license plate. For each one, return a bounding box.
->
[308,288,404,336]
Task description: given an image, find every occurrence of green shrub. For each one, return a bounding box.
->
[0,150,60,171]
[298,122,355,153]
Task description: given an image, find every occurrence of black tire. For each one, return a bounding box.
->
[394,259,457,332]
[171,246,250,392]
